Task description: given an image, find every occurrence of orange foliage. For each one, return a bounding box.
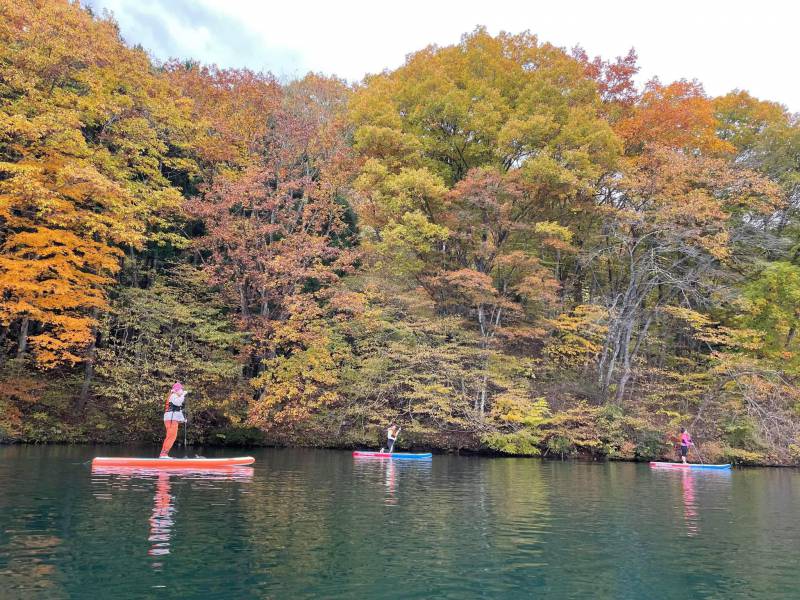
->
[616,80,735,155]
[0,0,199,367]
[165,63,282,169]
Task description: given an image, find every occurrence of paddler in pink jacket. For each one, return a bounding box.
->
[159,382,187,458]
[678,427,693,464]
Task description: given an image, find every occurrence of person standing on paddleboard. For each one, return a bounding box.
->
[159,382,186,458]
[678,427,693,464]
[383,423,401,453]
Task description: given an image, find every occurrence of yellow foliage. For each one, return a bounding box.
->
[544,304,608,366]
[490,394,550,427]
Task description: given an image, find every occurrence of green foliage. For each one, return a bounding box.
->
[740,262,800,371]
[630,426,670,461]
[542,403,610,457]
[789,444,800,461]
[482,430,543,456]
[373,211,450,278]
[333,284,485,433]
[207,426,269,447]
[722,447,766,465]
[491,393,550,427]
[485,395,549,455]
[351,28,620,185]
[722,415,760,450]
[545,435,573,458]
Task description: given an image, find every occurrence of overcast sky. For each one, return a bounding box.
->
[83,0,799,112]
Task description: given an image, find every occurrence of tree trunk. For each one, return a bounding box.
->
[786,325,796,348]
[0,325,8,368]
[479,374,487,416]
[239,283,250,319]
[599,252,645,398]
[613,316,636,404]
[128,247,138,288]
[77,309,100,412]
[615,309,655,404]
[16,316,29,358]
[573,263,584,304]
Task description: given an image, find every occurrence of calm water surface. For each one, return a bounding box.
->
[1,446,798,599]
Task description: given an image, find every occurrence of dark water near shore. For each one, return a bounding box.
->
[1,445,798,599]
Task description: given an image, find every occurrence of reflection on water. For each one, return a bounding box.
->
[89,466,254,569]
[148,472,173,561]
[1,446,798,599]
[649,467,732,539]
[384,459,396,504]
[89,466,256,481]
[681,470,698,536]
[352,456,432,506]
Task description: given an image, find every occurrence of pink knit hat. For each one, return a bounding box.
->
[171,382,183,393]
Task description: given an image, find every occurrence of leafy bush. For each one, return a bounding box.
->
[545,435,573,458]
[722,416,760,449]
[723,447,766,465]
[482,430,542,456]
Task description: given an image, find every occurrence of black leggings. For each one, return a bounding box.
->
[387,439,395,452]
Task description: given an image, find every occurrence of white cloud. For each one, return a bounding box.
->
[84,0,798,111]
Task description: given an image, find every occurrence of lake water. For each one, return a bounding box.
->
[0,446,798,599]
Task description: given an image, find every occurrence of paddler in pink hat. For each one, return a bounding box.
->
[159,382,187,458]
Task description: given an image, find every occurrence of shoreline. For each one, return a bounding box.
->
[2,438,796,468]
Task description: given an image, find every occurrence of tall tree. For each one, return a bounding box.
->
[593,146,780,402]
[189,74,358,427]
[0,0,198,369]
[350,28,620,429]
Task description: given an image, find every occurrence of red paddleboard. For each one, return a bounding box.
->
[92,456,255,469]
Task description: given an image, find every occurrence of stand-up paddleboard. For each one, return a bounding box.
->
[92,456,255,469]
[353,451,432,460]
[650,461,731,470]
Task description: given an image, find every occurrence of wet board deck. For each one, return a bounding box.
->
[91,457,255,469]
[649,462,731,470]
[353,451,432,460]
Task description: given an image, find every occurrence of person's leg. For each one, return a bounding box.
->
[681,446,687,464]
[387,438,395,453]
[160,421,179,457]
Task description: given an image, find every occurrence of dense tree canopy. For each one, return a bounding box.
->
[1,1,799,464]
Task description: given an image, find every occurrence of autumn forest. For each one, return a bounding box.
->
[2,0,799,464]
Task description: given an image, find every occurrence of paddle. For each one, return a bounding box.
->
[182,392,188,457]
[692,441,706,465]
[381,423,403,453]
[182,395,206,459]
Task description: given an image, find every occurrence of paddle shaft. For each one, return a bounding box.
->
[692,442,705,464]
